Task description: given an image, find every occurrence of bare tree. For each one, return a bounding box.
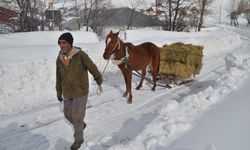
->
[37,0,47,31]
[159,0,195,31]
[80,0,111,31]
[227,0,241,26]
[73,0,81,30]
[0,0,42,32]
[187,6,199,31]
[238,0,250,26]
[13,0,27,31]
[244,8,250,26]
[60,0,111,31]
[196,0,213,31]
[15,0,40,31]
[127,0,148,29]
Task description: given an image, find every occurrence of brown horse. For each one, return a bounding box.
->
[103,31,160,104]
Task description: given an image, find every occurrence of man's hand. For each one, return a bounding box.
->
[96,78,103,85]
[97,85,103,95]
[57,93,63,102]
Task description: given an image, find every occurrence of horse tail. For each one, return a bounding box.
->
[150,44,160,90]
[150,44,160,73]
[156,46,160,76]
[150,44,160,79]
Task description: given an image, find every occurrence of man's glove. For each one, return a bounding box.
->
[96,78,103,85]
[57,93,63,102]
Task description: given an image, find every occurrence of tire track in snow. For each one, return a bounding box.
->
[83,62,227,145]
[83,37,250,149]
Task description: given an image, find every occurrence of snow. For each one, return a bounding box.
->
[0,24,250,150]
[165,76,250,150]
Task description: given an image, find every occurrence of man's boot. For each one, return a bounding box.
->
[83,122,86,129]
[70,140,83,150]
[71,122,86,150]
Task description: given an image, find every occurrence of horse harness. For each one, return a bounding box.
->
[101,37,129,79]
[105,35,172,89]
[110,39,129,67]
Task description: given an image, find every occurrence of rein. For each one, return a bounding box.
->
[96,39,120,95]
[119,45,171,88]
[109,39,169,88]
[96,59,110,95]
[97,38,122,95]
[131,70,172,89]
[103,35,171,92]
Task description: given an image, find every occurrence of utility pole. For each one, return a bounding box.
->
[219,3,221,24]
[156,0,158,12]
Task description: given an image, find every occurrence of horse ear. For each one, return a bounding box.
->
[115,31,120,36]
[109,30,113,34]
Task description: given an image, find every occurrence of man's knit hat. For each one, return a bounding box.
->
[58,32,74,46]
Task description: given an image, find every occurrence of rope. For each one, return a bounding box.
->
[101,59,110,77]
[118,45,171,89]
[96,59,110,95]
[96,38,120,95]
[132,70,172,89]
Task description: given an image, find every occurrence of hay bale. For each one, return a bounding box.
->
[159,42,203,79]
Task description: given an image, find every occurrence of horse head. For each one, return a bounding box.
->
[103,31,120,60]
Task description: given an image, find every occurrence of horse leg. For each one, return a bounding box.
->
[151,70,157,91]
[127,70,133,104]
[120,68,128,97]
[136,69,146,90]
[151,55,159,91]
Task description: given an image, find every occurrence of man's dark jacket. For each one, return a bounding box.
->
[56,47,102,99]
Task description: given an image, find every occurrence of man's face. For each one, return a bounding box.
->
[58,40,71,54]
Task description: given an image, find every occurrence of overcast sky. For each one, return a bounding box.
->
[52,0,154,8]
[111,0,153,8]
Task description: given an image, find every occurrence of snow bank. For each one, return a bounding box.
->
[126,25,242,57]
[0,31,99,48]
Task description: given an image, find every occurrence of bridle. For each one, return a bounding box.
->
[105,36,127,65]
[108,36,121,55]
[107,37,130,66]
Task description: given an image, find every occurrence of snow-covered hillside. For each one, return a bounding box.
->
[0,25,250,150]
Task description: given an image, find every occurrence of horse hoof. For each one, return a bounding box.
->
[135,87,141,90]
[123,92,128,97]
[151,87,155,91]
[127,100,132,104]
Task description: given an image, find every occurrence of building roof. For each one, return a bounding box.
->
[98,7,162,26]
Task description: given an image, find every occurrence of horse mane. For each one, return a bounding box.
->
[123,42,134,50]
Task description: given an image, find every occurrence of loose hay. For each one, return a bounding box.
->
[159,42,203,79]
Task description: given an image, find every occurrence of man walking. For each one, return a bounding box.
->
[56,32,102,150]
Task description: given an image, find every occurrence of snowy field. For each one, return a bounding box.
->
[0,24,250,150]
